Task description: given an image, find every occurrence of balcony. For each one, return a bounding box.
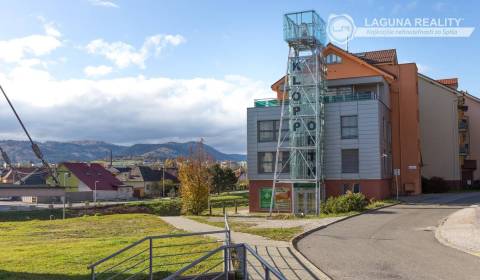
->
[459,119,469,130]
[324,92,377,103]
[254,98,281,107]
[460,145,469,155]
[462,159,477,170]
[254,91,378,108]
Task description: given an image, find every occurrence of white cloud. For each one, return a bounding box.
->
[89,0,119,8]
[85,34,186,69]
[433,2,447,11]
[0,21,62,64]
[417,63,432,74]
[0,65,269,153]
[391,1,417,14]
[84,65,113,77]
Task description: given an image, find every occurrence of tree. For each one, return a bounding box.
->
[178,141,211,215]
[210,164,238,194]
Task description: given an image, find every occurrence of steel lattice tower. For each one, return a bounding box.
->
[270,10,327,215]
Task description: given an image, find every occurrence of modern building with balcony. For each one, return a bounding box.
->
[247,44,423,213]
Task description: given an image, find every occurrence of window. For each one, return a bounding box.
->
[342,149,359,173]
[326,54,342,64]
[258,151,290,173]
[258,120,288,142]
[341,115,358,139]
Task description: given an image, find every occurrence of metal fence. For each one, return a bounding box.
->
[88,214,286,280]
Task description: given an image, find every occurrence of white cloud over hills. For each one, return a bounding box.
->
[85,34,186,69]
[0,18,264,153]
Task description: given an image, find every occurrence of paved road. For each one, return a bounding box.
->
[297,193,480,280]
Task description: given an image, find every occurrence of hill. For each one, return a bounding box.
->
[0,140,245,163]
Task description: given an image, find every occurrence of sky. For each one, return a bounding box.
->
[0,0,478,154]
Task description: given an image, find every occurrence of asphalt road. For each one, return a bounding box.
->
[297,192,480,280]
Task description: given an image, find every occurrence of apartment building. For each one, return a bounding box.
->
[247,44,422,213]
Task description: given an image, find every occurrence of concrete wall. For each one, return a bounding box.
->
[418,76,460,181]
[465,95,480,180]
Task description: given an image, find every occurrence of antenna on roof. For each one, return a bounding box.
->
[0,84,60,185]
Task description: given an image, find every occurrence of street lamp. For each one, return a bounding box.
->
[162,164,165,197]
[94,180,100,203]
[63,172,70,187]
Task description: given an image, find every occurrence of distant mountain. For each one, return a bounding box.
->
[0,140,245,164]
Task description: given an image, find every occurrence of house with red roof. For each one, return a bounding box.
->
[50,162,133,202]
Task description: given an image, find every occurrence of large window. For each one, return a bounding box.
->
[341,115,358,139]
[326,54,342,64]
[258,151,290,173]
[342,149,359,173]
[258,120,287,142]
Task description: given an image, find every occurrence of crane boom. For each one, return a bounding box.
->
[0,85,60,185]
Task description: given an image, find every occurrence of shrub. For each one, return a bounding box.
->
[321,192,368,214]
[178,141,211,215]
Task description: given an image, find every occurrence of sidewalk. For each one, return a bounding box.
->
[161,216,331,280]
[436,205,480,257]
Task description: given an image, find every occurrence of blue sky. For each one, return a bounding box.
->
[0,0,478,154]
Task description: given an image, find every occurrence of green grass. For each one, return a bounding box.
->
[189,216,302,241]
[0,213,221,280]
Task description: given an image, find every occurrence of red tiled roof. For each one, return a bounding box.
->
[354,49,397,65]
[436,78,458,86]
[62,162,124,191]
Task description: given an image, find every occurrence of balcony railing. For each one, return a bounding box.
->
[460,145,469,155]
[324,92,377,103]
[462,159,477,170]
[254,92,377,108]
[254,98,281,108]
[459,120,469,130]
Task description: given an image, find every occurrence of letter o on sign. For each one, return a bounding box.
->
[291,92,301,101]
[307,121,316,130]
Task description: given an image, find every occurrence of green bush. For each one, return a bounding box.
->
[321,192,368,214]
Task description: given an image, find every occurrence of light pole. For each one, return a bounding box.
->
[63,172,70,187]
[94,180,99,203]
[162,164,165,197]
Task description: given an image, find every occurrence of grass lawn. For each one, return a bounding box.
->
[189,216,303,241]
[0,212,221,280]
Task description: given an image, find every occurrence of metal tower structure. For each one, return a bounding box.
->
[270,10,327,216]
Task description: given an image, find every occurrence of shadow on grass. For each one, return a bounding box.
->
[0,270,172,280]
[0,209,70,222]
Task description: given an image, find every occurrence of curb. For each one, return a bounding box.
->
[289,202,402,280]
[435,209,480,258]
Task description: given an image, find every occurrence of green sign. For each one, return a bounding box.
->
[260,187,291,210]
[260,188,273,209]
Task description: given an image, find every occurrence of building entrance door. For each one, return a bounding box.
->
[294,188,316,214]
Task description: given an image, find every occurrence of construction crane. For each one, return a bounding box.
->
[0,85,60,185]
